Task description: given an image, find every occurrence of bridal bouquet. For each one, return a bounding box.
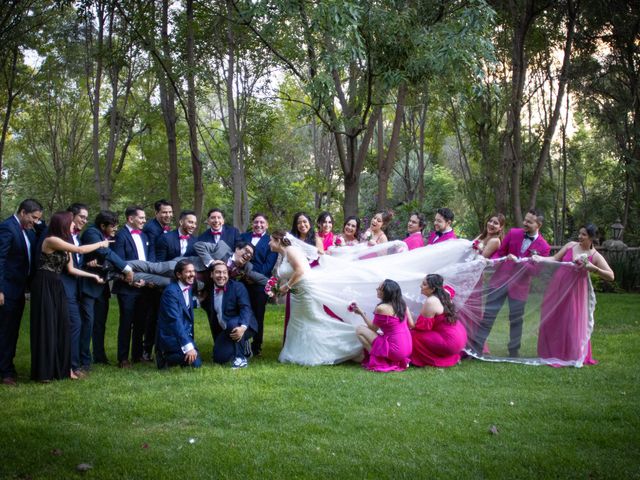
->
[335,236,344,246]
[264,276,281,297]
[574,253,590,268]
[471,239,484,254]
[347,301,358,313]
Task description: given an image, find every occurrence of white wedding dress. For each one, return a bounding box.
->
[277,251,363,365]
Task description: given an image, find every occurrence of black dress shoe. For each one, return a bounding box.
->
[2,377,17,387]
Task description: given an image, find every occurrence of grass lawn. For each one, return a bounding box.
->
[1,293,639,479]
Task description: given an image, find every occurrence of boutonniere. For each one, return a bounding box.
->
[529,249,539,256]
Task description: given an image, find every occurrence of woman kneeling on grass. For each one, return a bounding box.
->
[409,274,466,368]
[351,280,412,372]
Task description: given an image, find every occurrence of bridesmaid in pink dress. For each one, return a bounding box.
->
[410,274,467,368]
[351,280,412,372]
[404,212,425,250]
[534,224,614,366]
[335,216,361,247]
[316,211,336,251]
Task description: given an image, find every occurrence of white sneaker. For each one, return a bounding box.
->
[231,357,248,369]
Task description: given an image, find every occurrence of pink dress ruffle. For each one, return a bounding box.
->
[411,314,467,367]
[362,313,412,372]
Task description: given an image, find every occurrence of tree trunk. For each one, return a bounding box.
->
[528,0,577,210]
[158,0,180,212]
[0,45,18,212]
[186,0,203,219]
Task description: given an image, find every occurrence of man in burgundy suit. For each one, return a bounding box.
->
[470,209,550,357]
[426,208,457,245]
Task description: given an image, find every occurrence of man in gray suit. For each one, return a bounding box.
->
[126,240,268,288]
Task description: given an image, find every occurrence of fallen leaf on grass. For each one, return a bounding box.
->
[50,449,63,456]
[76,463,93,472]
[488,425,499,435]
[142,443,149,449]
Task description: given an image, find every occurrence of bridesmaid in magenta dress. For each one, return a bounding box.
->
[410,274,466,368]
[534,224,614,366]
[316,211,336,252]
[404,212,426,250]
[351,279,412,372]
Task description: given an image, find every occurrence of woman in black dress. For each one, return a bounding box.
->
[30,212,109,382]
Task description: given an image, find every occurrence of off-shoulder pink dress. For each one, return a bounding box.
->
[411,313,467,367]
[362,313,412,372]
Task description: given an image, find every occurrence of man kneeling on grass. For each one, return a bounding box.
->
[207,262,257,369]
[156,259,202,369]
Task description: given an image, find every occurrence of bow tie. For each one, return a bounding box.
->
[252,233,262,238]
[163,225,170,232]
[73,228,81,235]
[435,231,444,237]
[210,231,221,236]
[524,233,535,241]
[215,286,226,294]
[179,235,190,240]
[182,286,191,292]
[130,229,142,235]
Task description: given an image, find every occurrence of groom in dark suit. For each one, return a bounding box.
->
[112,206,155,368]
[239,213,278,356]
[208,262,257,368]
[0,198,43,385]
[156,259,201,368]
[155,210,198,261]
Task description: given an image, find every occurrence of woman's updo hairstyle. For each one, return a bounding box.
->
[271,229,292,247]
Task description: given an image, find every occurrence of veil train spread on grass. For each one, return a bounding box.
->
[288,238,595,367]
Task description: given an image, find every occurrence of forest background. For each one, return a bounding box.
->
[0,0,638,247]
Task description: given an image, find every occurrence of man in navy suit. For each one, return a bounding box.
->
[79,210,133,366]
[142,199,173,361]
[155,210,198,261]
[0,198,43,385]
[156,259,201,369]
[239,213,278,356]
[208,262,257,368]
[198,208,239,250]
[112,206,155,368]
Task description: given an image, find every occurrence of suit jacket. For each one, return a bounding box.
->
[239,232,277,277]
[198,225,240,250]
[426,230,457,245]
[156,229,196,261]
[143,218,170,256]
[490,227,551,301]
[112,226,154,295]
[0,215,36,299]
[80,225,128,298]
[157,281,196,354]
[404,232,425,250]
[193,241,268,286]
[208,279,257,334]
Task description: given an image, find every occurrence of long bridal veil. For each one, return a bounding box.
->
[287,237,596,367]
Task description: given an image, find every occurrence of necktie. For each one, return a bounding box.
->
[130,229,142,235]
[179,235,190,240]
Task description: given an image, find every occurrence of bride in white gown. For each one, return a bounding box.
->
[269,230,362,365]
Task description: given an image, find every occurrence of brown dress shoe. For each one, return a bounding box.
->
[118,360,132,369]
[2,377,17,387]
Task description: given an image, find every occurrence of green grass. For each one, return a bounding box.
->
[1,293,639,479]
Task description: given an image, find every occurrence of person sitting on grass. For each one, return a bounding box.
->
[156,259,201,369]
[207,262,257,369]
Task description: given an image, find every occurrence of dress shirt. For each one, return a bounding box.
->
[213,286,226,329]
[127,224,146,261]
[177,280,195,353]
[14,215,31,268]
[520,232,538,255]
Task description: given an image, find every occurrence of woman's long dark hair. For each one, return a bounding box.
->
[291,211,316,246]
[425,274,456,324]
[47,211,73,243]
[378,279,407,321]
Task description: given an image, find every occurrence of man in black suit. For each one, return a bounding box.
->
[112,206,154,368]
[198,208,239,250]
[0,199,43,385]
[79,210,133,366]
[208,262,257,368]
[142,199,173,361]
[155,210,198,261]
[238,213,278,356]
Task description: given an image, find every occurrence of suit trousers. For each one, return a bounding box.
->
[472,284,526,356]
[157,349,202,369]
[116,292,150,362]
[79,285,110,365]
[0,295,26,378]
[213,323,254,364]
[247,284,268,352]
